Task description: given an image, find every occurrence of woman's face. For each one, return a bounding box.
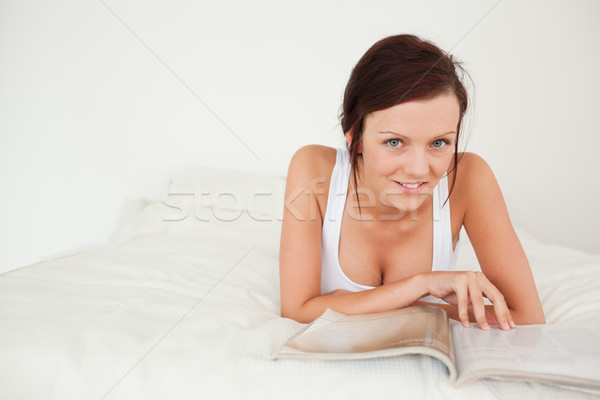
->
[348,92,460,217]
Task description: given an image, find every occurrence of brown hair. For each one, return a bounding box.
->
[339,34,470,208]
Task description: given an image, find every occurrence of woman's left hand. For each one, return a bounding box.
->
[440,292,499,325]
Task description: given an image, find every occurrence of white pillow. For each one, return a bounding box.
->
[164,164,286,223]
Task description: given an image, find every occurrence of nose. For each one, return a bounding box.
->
[402,147,429,179]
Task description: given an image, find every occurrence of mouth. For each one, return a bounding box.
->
[393,181,427,195]
[394,181,426,189]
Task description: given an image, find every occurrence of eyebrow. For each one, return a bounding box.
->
[378,130,457,138]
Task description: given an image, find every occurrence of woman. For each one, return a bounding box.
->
[279,34,545,330]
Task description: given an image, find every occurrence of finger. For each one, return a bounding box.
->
[484,287,514,330]
[455,279,470,327]
[474,272,515,330]
[468,278,489,331]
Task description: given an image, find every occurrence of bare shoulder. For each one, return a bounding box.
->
[450,152,496,195]
[287,144,337,178]
[446,152,498,230]
[285,145,338,220]
[451,151,507,223]
[456,151,492,178]
[286,145,337,193]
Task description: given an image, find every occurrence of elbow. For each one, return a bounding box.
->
[532,313,546,325]
[518,315,546,325]
[281,292,333,324]
[280,307,298,322]
[508,294,546,325]
[281,311,314,325]
[280,305,315,324]
[532,308,546,324]
[511,308,546,325]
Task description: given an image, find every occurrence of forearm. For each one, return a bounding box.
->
[293,274,428,324]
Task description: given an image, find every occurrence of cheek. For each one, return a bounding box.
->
[433,153,454,176]
[365,149,395,177]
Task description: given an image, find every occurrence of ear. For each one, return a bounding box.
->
[344,128,363,153]
[344,129,353,148]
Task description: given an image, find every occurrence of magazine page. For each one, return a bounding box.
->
[274,306,456,380]
[450,321,600,391]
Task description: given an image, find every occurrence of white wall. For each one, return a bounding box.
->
[1,0,598,274]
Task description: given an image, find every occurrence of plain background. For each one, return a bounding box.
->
[1,0,599,274]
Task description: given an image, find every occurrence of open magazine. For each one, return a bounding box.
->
[273,306,600,393]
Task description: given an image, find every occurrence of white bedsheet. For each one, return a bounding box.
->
[1,182,599,399]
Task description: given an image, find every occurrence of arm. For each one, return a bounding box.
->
[454,153,545,324]
[313,272,513,329]
[296,275,431,324]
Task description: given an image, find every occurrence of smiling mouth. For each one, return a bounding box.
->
[395,181,426,188]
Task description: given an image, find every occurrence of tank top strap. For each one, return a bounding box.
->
[324,148,351,222]
[432,173,459,270]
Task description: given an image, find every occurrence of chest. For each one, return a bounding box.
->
[337,206,435,287]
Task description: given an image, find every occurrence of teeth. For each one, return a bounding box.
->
[399,182,422,188]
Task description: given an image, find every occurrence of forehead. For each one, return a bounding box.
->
[364,93,460,135]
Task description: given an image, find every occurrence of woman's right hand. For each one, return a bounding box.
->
[425,271,515,330]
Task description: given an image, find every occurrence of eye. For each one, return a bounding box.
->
[432,139,450,149]
[385,139,402,148]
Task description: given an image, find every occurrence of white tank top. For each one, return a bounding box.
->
[320,148,459,295]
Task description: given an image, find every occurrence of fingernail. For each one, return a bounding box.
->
[462,320,470,327]
[502,322,509,330]
[481,322,490,330]
[510,320,516,328]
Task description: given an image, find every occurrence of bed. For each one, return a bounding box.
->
[1,166,599,400]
